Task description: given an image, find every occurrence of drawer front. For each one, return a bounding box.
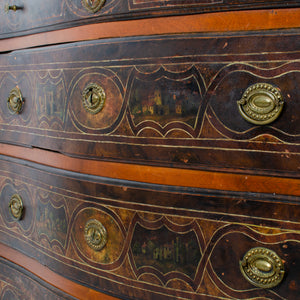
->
[0,32,299,176]
[0,258,75,300]
[0,0,300,38]
[0,156,299,299]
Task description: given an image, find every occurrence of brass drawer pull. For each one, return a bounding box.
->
[237,83,284,125]
[81,0,105,13]
[84,219,107,251]
[82,83,105,114]
[9,194,24,220]
[5,4,23,12]
[240,247,285,288]
[7,86,24,114]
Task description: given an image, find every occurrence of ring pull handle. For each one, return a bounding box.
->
[5,4,23,13]
[82,83,105,114]
[7,86,24,114]
[84,219,107,251]
[237,83,284,125]
[9,194,24,220]
[240,247,285,288]
[81,0,105,13]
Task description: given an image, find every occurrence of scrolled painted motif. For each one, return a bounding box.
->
[8,194,23,220]
[237,83,284,125]
[84,219,107,251]
[81,0,105,13]
[82,83,106,114]
[7,86,24,114]
[240,247,285,288]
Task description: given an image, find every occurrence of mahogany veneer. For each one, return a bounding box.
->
[0,1,299,299]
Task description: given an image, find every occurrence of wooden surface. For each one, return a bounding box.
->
[0,30,299,177]
[0,155,299,299]
[1,8,300,52]
[0,244,118,300]
[1,2,299,300]
[1,1,299,39]
[1,144,299,196]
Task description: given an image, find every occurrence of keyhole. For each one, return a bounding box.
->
[88,89,94,105]
[88,227,101,244]
[82,83,105,114]
[88,0,97,6]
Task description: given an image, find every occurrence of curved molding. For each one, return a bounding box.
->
[1,144,299,196]
[0,244,118,300]
[1,8,300,52]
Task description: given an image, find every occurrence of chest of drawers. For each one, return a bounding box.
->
[0,1,299,299]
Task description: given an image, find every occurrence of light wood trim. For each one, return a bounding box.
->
[0,243,119,300]
[0,144,299,196]
[0,8,300,52]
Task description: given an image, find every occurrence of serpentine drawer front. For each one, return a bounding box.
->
[0,32,299,176]
[0,258,75,299]
[1,0,300,38]
[1,1,299,299]
[0,156,299,300]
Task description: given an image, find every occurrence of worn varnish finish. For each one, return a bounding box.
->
[1,1,299,300]
[1,144,299,196]
[0,32,299,176]
[0,156,299,299]
[0,245,119,300]
[1,8,300,52]
[0,256,76,299]
[1,0,299,38]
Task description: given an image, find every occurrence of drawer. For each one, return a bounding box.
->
[0,31,299,176]
[0,155,299,299]
[0,0,300,38]
[0,258,75,299]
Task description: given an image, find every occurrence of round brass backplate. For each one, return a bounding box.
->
[9,194,23,220]
[82,83,106,114]
[240,247,285,289]
[7,86,24,114]
[84,219,107,251]
[237,83,284,125]
[81,0,106,13]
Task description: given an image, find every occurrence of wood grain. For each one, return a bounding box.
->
[0,32,299,176]
[0,163,299,299]
[1,144,299,196]
[0,243,119,300]
[0,8,300,52]
[2,0,299,39]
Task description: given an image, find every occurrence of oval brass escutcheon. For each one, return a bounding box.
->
[81,0,105,13]
[237,83,284,125]
[82,83,106,114]
[9,194,24,220]
[84,219,107,251]
[240,247,285,288]
[7,86,24,114]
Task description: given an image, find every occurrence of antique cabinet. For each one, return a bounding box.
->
[0,1,299,299]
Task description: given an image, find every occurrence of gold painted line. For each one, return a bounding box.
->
[1,53,300,68]
[0,242,226,299]
[0,243,118,300]
[2,127,300,149]
[3,172,299,228]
